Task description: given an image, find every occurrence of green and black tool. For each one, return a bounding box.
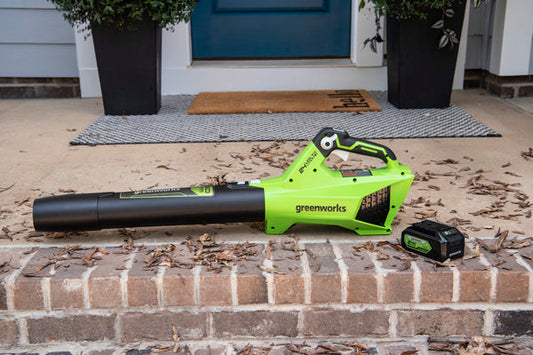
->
[33,128,414,235]
[402,220,465,261]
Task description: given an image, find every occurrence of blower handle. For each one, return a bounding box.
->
[312,127,400,169]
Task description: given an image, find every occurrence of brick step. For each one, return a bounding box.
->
[1,239,532,349]
[0,337,532,355]
[0,77,80,98]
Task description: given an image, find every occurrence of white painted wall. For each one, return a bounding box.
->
[75,0,468,97]
[489,0,533,76]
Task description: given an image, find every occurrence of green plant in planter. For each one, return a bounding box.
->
[360,0,489,51]
[47,0,197,31]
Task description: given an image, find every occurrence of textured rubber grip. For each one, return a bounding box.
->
[311,127,397,165]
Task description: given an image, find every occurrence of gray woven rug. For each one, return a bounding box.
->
[71,91,500,145]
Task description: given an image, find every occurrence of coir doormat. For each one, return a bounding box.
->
[187,90,381,114]
[70,91,500,145]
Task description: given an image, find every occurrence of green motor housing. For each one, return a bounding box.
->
[251,127,414,235]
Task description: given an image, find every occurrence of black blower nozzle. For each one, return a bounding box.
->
[33,185,265,232]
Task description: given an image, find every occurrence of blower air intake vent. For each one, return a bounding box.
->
[356,186,391,226]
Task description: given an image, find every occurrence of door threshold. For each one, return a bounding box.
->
[190,58,354,69]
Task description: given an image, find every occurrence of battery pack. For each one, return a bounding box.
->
[401,220,465,262]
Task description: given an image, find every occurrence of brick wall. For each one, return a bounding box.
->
[0,238,532,353]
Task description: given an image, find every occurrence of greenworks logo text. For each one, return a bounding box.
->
[296,204,347,213]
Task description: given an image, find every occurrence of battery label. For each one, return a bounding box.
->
[404,234,432,254]
[119,186,214,199]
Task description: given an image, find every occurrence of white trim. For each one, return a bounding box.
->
[489,0,533,76]
[353,0,384,67]
[452,0,471,90]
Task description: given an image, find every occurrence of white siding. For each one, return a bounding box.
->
[0,0,78,77]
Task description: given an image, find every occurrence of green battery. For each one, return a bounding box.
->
[401,220,465,262]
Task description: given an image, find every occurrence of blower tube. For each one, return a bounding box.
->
[33,183,265,232]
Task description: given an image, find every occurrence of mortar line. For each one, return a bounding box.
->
[193,265,201,307]
[477,250,497,303]
[42,263,55,311]
[82,266,96,309]
[483,309,495,336]
[331,243,348,304]
[411,261,421,303]
[388,310,398,338]
[156,266,166,307]
[17,317,28,345]
[369,252,385,304]
[207,312,214,338]
[262,253,275,305]
[6,301,533,319]
[120,250,136,308]
[114,311,122,343]
[231,265,238,306]
[298,241,312,305]
[451,266,460,303]
[514,253,533,303]
[5,250,38,311]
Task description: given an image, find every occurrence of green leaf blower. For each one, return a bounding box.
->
[33,128,414,235]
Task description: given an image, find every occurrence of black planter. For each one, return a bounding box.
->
[386,2,466,109]
[92,18,161,115]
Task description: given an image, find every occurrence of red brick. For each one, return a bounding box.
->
[456,253,491,302]
[50,258,88,310]
[302,308,389,337]
[273,274,304,304]
[305,243,341,304]
[397,309,484,337]
[212,311,298,338]
[416,259,454,303]
[128,253,158,307]
[121,311,207,342]
[0,247,32,310]
[0,318,18,346]
[13,277,44,310]
[200,267,232,306]
[270,241,305,304]
[89,247,127,309]
[162,245,196,307]
[494,310,533,336]
[384,272,412,303]
[27,314,116,343]
[375,243,414,303]
[483,250,529,302]
[164,269,195,307]
[237,244,267,305]
[338,244,378,303]
[12,248,62,310]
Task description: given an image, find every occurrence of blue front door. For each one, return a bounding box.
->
[191,0,352,59]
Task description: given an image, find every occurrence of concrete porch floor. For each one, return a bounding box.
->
[0,89,532,247]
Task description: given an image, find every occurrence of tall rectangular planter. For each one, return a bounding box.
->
[386,3,466,109]
[92,18,161,115]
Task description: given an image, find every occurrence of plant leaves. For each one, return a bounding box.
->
[432,19,444,29]
[445,8,455,18]
[439,34,449,48]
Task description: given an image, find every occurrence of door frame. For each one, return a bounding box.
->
[183,0,382,66]
[75,0,468,96]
